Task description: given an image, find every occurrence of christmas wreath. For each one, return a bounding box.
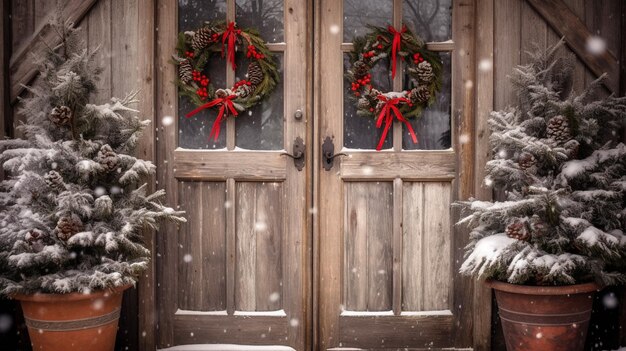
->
[173,21,280,140]
[346,25,443,150]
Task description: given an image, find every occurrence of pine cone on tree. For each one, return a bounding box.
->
[410,86,431,104]
[546,115,572,143]
[96,144,119,171]
[246,61,264,88]
[49,106,73,126]
[416,61,434,83]
[518,152,537,170]
[506,218,530,241]
[44,170,66,191]
[55,214,83,241]
[179,59,193,84]
[191,27,213,51]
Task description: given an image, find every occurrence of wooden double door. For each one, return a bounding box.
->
[155,0,474,349]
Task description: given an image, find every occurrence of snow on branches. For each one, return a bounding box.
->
[457,40,626,286]
[0,17,185,295]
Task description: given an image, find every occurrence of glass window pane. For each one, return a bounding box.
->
[344,54,393,150]
[343,0,393,42]
[402,53,451,150]
[178,0,227,149]
[235,54,284,150]
[178,0,227,31]
[236,0,284,43]
[403,0,452,42]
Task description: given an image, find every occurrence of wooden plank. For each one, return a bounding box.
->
[173,315,289,345]
[203,182,227,311]
[344,182,368,311]
[10,0,34,50]
[1,0,7,139]
[254,183,283,311]
[178,181,203,310]
[402,182,424,311]
[235,182,258,311]
[366,182,393,311]
[10,0,98,101]
[173,151,287,180]
[452,0,476,348]
[87,0,112,103]
[392,0,403,151]
[392,178,402,316]
[525,0,619,93]
[494,0,520,110]
[339,151,456,180]
[473,0,495,349]
[155,0,178,346]
[422,182,451,310]
[338,315,454,348]
[520,0,546,65]
[226,178,236,315]
[33,0,55,29]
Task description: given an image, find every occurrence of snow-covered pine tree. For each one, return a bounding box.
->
[0,17,185,295]
[458,40,626,286]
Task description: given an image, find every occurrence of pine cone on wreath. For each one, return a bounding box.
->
[506,218,530,241]
[410,86,431,104]
[44,170,66,191]
[49,106,73,126]
[55,214,83,241]
[247,61,264,88]
[353,61,369,77]
[179,59,193,84]
[235,84,253,98]
[518,152,537,170]
[96,144,119,171]
[546,115,572,143]
[357,97,371,110]
[191,27,213,51]
[416,61,434,83]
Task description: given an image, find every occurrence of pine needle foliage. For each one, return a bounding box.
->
[457,40,626,286]
[0,17,185,295]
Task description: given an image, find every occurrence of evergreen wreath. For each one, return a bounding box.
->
[173,20,280,140]
[346,24,443,150]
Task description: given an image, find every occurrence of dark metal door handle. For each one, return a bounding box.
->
[322,136,347,171]
[280,136,305,171]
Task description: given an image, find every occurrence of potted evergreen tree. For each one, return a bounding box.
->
[457,41,626,350]
[0,18,185,351]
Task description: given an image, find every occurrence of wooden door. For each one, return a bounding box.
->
[155,0,310,349]
[316,0,475,349]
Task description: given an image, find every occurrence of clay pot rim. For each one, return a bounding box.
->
[12,283,132,302]
[487,279,599,295]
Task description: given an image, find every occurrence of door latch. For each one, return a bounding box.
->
[281,136,305,171]
[322,137,347,171]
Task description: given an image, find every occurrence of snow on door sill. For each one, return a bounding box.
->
[158,344,296,351]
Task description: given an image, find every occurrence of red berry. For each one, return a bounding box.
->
[354,92,360,97]
[369,108,374,112]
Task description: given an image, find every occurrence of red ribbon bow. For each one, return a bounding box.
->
[375,95,418,151]
[387,25,406,80]
[185,95,239,141]
[222,22,241,70]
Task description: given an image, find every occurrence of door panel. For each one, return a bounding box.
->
[156,0,309,349]
[317,0,469,349]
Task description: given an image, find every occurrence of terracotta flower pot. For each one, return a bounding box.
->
[13,284,131,351]
[489,280,599,351]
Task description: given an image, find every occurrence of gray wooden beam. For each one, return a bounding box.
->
[9,0,98,102]
[526,0,620,94]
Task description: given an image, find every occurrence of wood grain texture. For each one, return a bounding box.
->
[173,315,288,345]
[525,0,620,93]
[473,0,495,349]
[173,150,287,180]
[344,182,368,311]
[10,0,98,101]
[366,183,393,311]
[178,181,203,310]
[340,151,456,180]
[235,182,258,311]
[402,182,424,311]
[87,0,112,103]
[338,315,454,349]
[203,182,227,311]
[392,178,403,316]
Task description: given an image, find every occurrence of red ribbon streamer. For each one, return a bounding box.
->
[375,95,418,151]
[185,95,239,141]
[222,22,241,70]
[387,25,406,80]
